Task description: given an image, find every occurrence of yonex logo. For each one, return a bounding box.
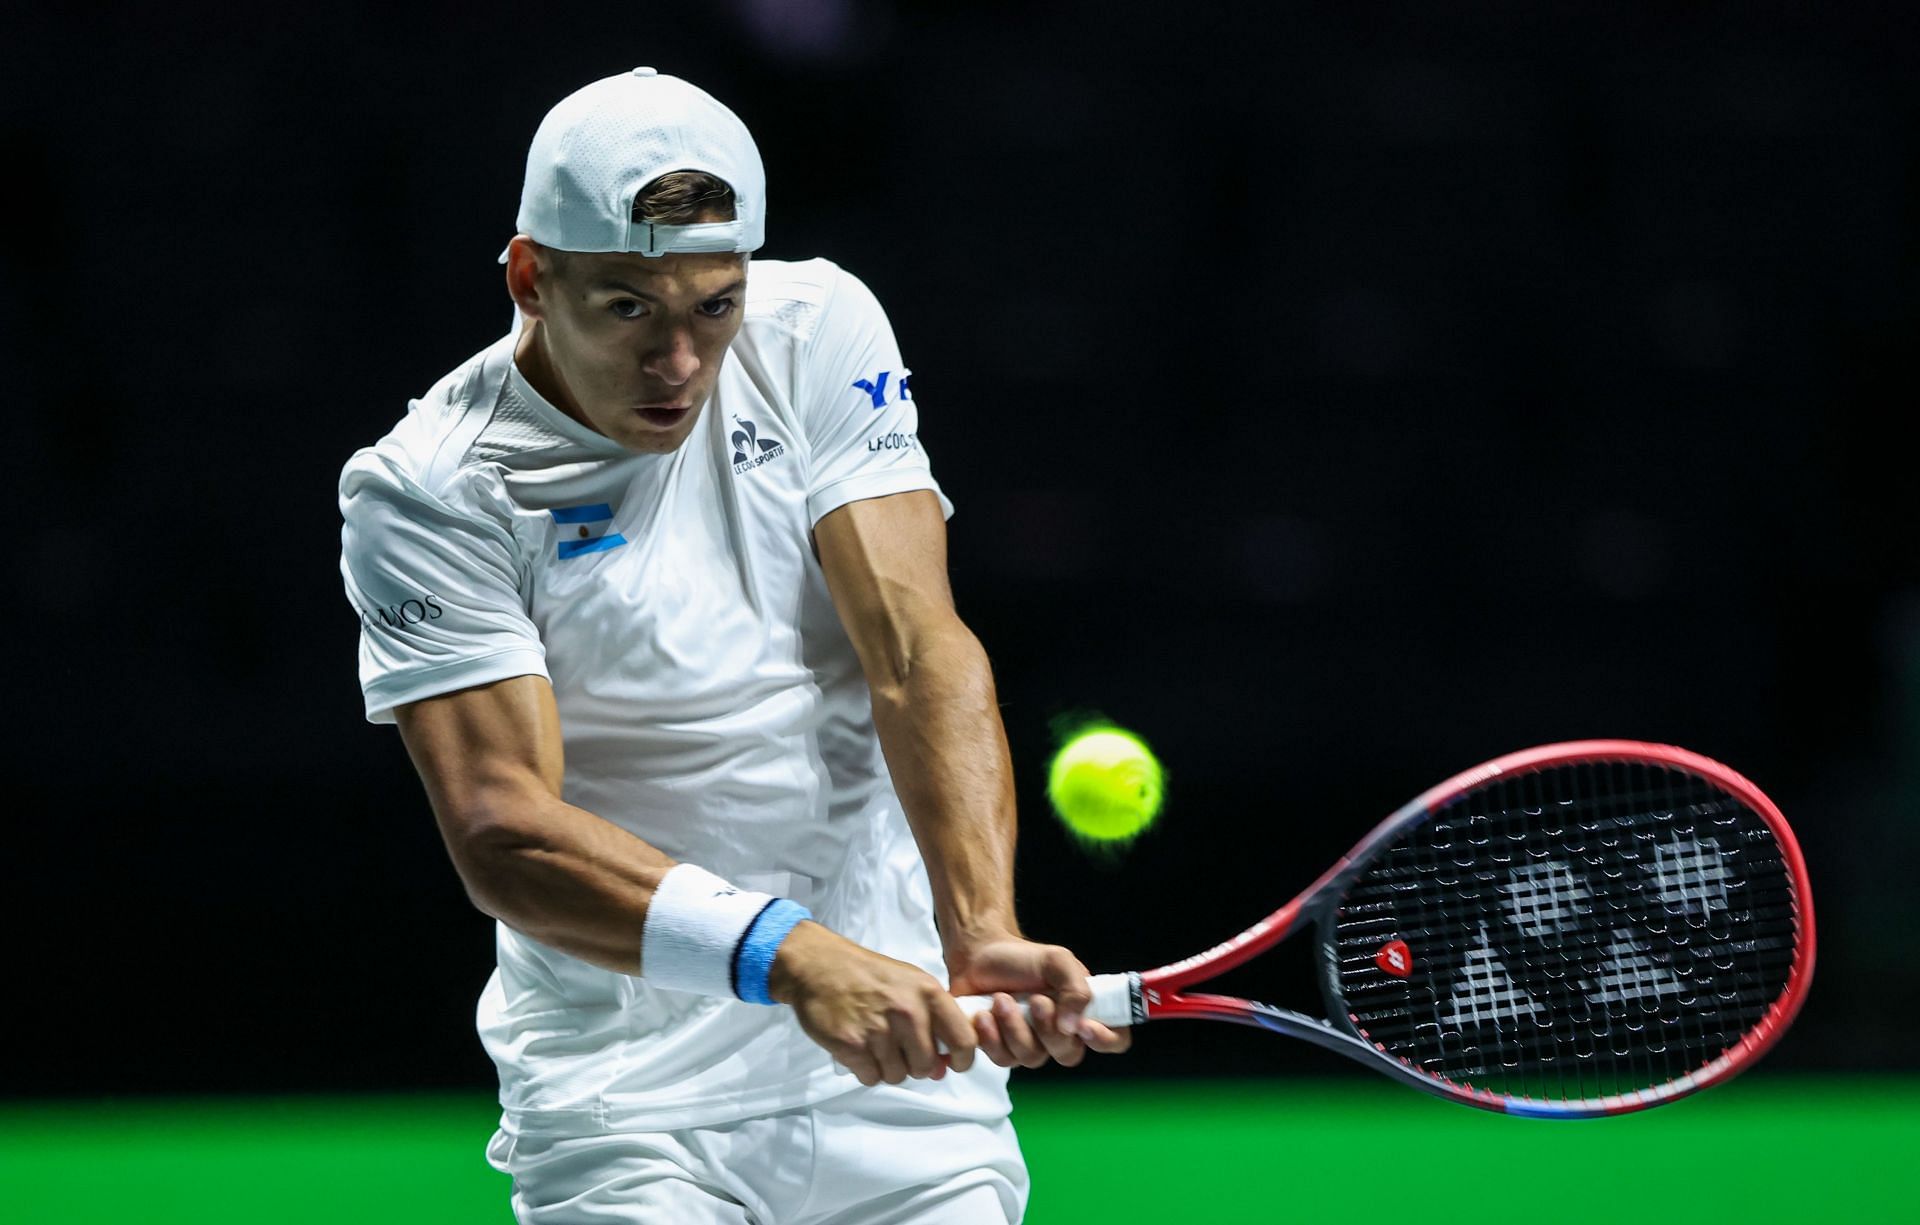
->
[731,417,787,474]
[1375,940,1412,978]
[852,370,912,409]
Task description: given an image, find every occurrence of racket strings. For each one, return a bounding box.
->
[1331,762,1800,1106]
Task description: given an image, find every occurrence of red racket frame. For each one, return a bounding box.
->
[1121,740,1817,1117]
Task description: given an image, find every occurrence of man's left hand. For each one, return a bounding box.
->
[947,936,1133,1069]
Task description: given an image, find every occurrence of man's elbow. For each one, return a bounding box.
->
[868,620,992,709]
[438,796,551,919]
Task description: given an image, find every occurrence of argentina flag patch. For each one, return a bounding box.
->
[551,503,626,560]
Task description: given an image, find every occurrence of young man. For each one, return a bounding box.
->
[339,68,1126,1222]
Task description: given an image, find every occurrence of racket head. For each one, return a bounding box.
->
[1312,740,1814,1116]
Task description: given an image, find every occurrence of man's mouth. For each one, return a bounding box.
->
[636,404,692,428]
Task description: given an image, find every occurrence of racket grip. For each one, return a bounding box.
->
[953,971,1140,1031]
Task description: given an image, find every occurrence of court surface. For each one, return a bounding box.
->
[4,1077,1908,1223]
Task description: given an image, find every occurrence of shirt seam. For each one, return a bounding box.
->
[779,262,846,464]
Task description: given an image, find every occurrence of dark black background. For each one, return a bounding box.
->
[5,1,1915,1097]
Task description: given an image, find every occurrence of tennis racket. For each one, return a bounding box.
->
[963,740,1815,1117]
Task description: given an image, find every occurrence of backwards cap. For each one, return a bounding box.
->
[504,67,765,261]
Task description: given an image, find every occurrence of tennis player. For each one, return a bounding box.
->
[338,68,1126,1222]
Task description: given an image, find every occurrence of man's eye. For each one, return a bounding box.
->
[697,298,736,319]
[610,300,645,320]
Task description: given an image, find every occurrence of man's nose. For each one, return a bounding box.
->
[644,326,700,387]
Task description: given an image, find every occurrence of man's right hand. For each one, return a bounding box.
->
[767,921,978,1086]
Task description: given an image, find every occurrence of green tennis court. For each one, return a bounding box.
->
[4,1077,1909,1223]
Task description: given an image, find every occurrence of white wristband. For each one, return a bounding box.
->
[639,864,775,999]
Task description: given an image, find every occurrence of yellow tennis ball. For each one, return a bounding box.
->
[1047,727,1164,842]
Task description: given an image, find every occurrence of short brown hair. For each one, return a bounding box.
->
[536,171,738,276]
[633,170,736,224]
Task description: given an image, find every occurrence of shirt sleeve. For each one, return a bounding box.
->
[797,266,954,527]
[339,452,550,724]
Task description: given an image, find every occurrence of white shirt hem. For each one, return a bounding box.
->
[806,472,953,528]
[363,647,551,724]
[495,1059,1012,1137]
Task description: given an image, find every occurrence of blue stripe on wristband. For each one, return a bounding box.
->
[732,898,813,1006]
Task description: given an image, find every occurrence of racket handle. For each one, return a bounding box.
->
[954,971,1139,1031]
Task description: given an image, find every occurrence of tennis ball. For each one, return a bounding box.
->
[1047,727,1164,843]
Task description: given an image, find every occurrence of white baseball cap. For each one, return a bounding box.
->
[502,67,765,262]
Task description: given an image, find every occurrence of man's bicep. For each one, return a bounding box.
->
[813,489,961,686]
[395,674,566,832]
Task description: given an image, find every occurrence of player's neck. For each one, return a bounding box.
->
[513,323,594,433]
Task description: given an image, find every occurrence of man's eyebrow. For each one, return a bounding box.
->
[591,277,747,300]
[591,278,656,298]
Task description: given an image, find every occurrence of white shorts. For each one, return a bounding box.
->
[485,1078,1029,1224]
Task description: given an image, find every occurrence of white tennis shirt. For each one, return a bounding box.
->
[339,259,1009,1133]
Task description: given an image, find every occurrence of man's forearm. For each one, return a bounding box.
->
[438,783,678,975]
[397,681,681,977]
[865,621,1023,948]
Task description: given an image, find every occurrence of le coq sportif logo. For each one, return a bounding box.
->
[731,417,786,474]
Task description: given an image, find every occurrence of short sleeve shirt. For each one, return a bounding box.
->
[338,259,1007,1133]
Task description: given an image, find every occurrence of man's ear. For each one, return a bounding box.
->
[504,236,552,320]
